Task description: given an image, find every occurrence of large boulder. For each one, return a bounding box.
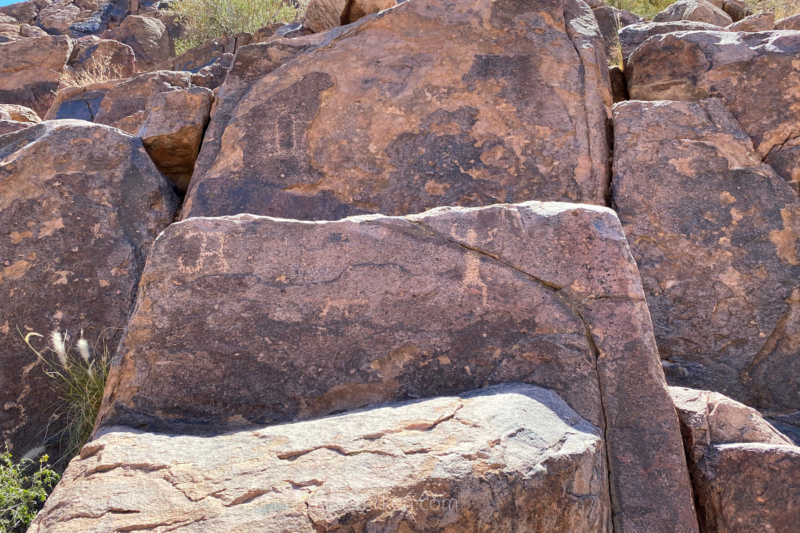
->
[96,202,699,532]
[46,70,194,133]
[0,121,177,457]
[0,35,73,117]
[182,0,613,220]
[65,37,136,81]
[628,30,800,191]
[33,385,610,532]
[653,0,733,26]
[775,13,800,30]
[612,99,800,413]
[117,14,173,71]
[671,386,800,532]
[0,103,40,123]
[136,86,214,192]
[36,0,81,34]
[0,1,39,25]
[618,21,725,69]
[304,0,349,32]
[346,0,397,24]
[727,11,774,31]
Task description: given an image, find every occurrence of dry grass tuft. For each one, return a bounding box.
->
[59,57,124,89]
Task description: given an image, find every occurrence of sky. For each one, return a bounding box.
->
[0,0,20,7]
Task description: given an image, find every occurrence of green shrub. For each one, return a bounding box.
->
[0,451,59,533]
[22,330,112,461]
[171,0,305,55]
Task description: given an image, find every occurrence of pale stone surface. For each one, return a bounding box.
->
[670,387,800,532]
[627,30,800,190]
[0,104,40,123]
[97,201,698,532]
[726,11,774,31]
[33,385,611,532]
[0,120,177,459]
[0,35,73,117]
[182,0,613,220]
[612,99,800,413]
[346,0,397,24]
[137,86,213,192]
[653,0,733,26]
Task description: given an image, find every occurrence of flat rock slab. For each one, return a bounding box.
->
[33,384,610,532]
[181,0,612,220]
[97,201,697,532]
[618,21,725,69]
[0,120,177,456]
[0,35,73,117]
[613,99,800,412]
[627,30,800,189]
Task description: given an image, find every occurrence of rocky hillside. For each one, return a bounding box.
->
[1,0,799,531]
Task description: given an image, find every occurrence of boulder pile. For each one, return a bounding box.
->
[0,0,798,531]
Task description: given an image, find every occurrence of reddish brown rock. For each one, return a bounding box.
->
[726,11,774,31]
[670,387,800,532]
[618,21,725,69]
[0,35,73,117]
[0,1,38,25]
[304,0,349,32]
[36,0,81,34]
[117,14,173,71]
[592,5,643,65]
[137,86,214,192]
[612,99,800,413]
[34,385,610,533]
[653,0,733,26]
[65,37,136,81]
[0,120,33,135]
[97,202,698,533]
[0,12,47,42]
[0,120,177,457]
[0,104,40,123]
[345,0,397,24]
[775,12,800,30]
[183,0,612,220]
[627,30,800,189]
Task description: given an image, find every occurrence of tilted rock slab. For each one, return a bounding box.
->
[0,35,73,118]
[671,386,800,532]
[34,384,611,532]
[618,20,725,69]
[652,0,733,27]
[0,121,177,456]
[627,30,800,191]
[181,0,612,220]
[97,202,698,532]
[612,99,800,412]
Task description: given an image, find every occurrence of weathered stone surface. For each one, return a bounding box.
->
[35,385,610,533]
[97,201,698,532]
[627,30,800,189]
[346,0,397,24]
[304,0,349,32]
[137,86,213,192]
[0,13,47,42]
[653,0,733,26]
[671,387,800,532]
[252,22,285,43]
[727,11,774,31]
[117,14,172,71]
[47,70,193,132]
[161,35,237,73]
[719,0,747,21]
[65,36,136,81]
[0,120,33,135]
[37,0,81,34]
[619,21,725,68]
[592,6,642,64]
[609,66,627,103]
[670,386,794,448]
[183,0,612,220]
[0,1,38,25]
[0,35,73,117]
[775,12,800,30]
[0,104,40,122]
[0,120,177,457]
[612,99,800,412]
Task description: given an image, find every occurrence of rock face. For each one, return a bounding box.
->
[182,0,612,220]
[628,30,800,191]
[46,70,194,133]
[592,6,643,64]
[775,13,800,30]
[671,386,800,532]
[618,21,725,69]
[33,384,611,532]
[612,99,800,413]
[117,15,173,71]
[0,35,73,117]
[0,120,177,457]
[727,11,774,31]
[65,37,136,81]
[653,0,733,26]
[304,0,349,32]
[0,104,40,123]
[97,201,698,532]
[137,86,214,192]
